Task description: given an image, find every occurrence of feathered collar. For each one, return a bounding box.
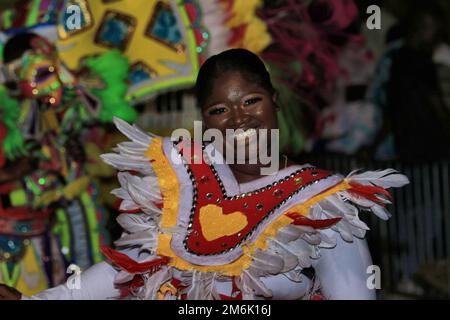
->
[100,118,409,300]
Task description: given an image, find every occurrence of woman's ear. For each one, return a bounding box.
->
[272,93,281,112]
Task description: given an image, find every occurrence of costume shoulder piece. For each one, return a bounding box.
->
[101,118,409,300]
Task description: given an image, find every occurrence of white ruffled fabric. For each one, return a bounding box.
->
[101,117,409,300]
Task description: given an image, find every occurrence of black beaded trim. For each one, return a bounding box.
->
[175,143,334,256]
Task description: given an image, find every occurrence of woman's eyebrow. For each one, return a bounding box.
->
[241,91,265,99]
[204,101,227,109]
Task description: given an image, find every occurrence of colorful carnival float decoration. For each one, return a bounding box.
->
[0,29,136,295]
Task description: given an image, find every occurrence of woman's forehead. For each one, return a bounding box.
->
[209,71,267,96]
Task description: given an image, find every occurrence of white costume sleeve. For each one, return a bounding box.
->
[21,261,120,300]
[315,230,376,300]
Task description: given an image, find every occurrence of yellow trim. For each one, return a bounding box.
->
[14,244,49,296]
[286,182,351,216]
[144,138,179,230]
[146,138,351,276]
[157,280,178,300]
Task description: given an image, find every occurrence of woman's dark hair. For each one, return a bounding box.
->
[3,32,38,63]
[195,48,275,108]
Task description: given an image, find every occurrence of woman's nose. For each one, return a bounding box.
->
[228,104,248,127]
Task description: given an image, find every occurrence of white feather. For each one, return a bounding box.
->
[122,173,161,203]
[371,203,391,221]
[293,225,316,234]
[250,250,284,275]
[275,225,305,243]
[300,232,322,245]
[270,238,314,269]
[270,239,310,272]
[241,270,273,298]
[119,199,139,211]
[293,240,315,268]
[186,272,215,300]
[334,220,354,242]
[141,207,162,217]
[278,251,299,273]
[324,195,353,216]
[116,146,149,161]
[116,214,154,233]
[127,184,161,213]
[114,230,158,248]
[101,153,153,174]
[318,231,337,249]
[347,169,410,188]
[118,141,148,152]
[142,176,160,191]
[111,187,132,201]
[113,117,152,147]
[350,225,367,239]
[309,204,323,219]
[143,268,171,300]
[347,217,370,231]
[114,271,134,284]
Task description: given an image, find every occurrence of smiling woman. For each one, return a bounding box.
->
[0,48,409,300]
[198,49,281,181]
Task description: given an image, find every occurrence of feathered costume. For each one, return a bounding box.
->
[23,118,409,300]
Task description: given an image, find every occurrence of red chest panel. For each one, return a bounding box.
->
[177,143,333,256]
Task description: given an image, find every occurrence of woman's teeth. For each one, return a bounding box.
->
[233,128,257,140]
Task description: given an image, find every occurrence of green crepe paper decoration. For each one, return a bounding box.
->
[26,0,41,27]
[83,50,137,123]
[267,62,307,155]
[0,86,28,160]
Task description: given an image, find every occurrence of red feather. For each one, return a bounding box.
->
[286,213,341,229]
[118,275,145,299]
[119,207,141,214]
[101,246,170,274]
[217,277,243,300]
[349,182,392,205]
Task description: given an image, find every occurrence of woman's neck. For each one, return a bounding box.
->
[228,155,294,184]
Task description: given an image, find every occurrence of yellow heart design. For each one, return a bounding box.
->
[199,204,248,242]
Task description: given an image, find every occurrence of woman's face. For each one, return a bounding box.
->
[201,70,279,161]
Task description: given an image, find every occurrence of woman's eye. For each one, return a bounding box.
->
[244,97,262,106]
[209,107,226,115]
